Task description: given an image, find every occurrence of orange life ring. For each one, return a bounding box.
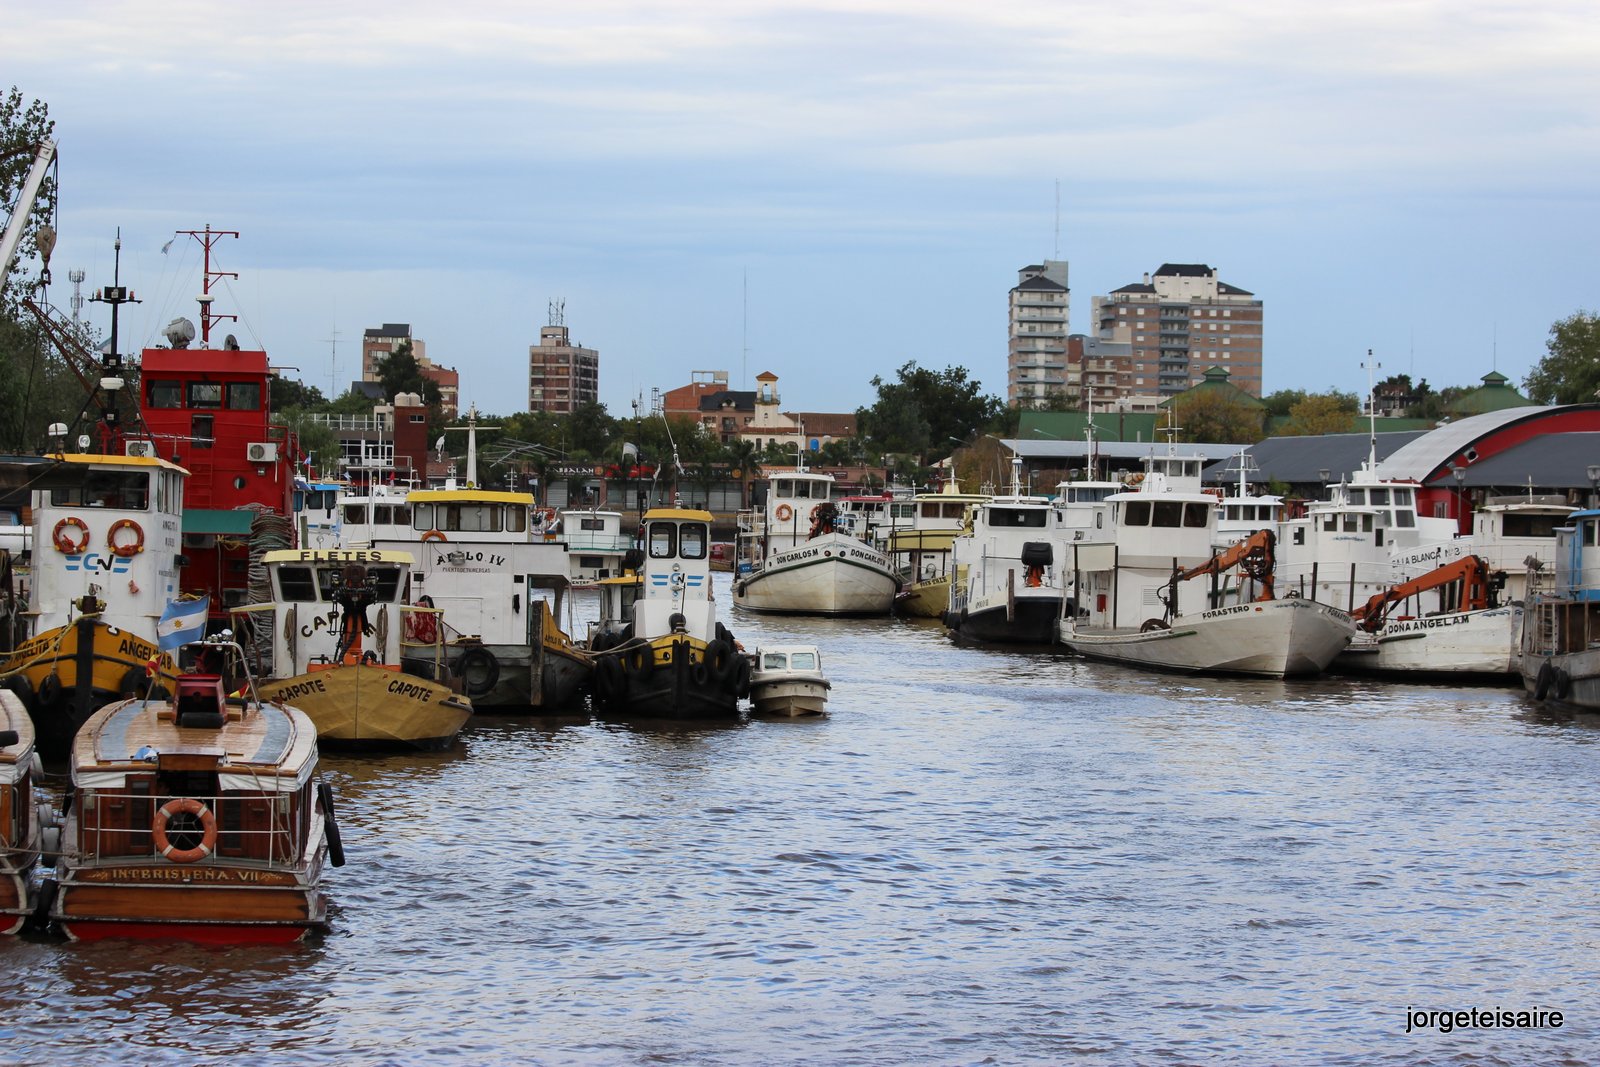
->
[107,518,145,557]
[152,797,218,863]
[775,504,794,522]
[53,516,89,554]
[422,529,447,543]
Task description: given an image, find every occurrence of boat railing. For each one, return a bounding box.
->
[75,787,310,865]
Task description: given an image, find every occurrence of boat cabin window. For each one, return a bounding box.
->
[226,382,261,410]
[775,479,826,501]
[761,652,788,670]
[987,507,1046,529]
[344,504,366,524]
[1393,510,1415,528]
[188,382,223,409]
[790,651,817,670]
[147,380,182,408]
[680,522,708,559]
[192,414,214,449]
[648,522,677,558]
[413,503,523,534]
[51,469,150,510]
[893,503,916,519]
[276,566,318,601]
[1393,488,1414,507]
[580,517,607,532]
[1502,514,1564,538]
[316,563,404,602]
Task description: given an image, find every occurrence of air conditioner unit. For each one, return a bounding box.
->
[247,442,279,463]
[125,440,157,458]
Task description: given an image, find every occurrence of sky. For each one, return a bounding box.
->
[7,1,1599,418]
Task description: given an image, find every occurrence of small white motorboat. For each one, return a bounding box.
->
[748,645,830,717]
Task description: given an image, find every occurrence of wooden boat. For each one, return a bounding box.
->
[1061,453,1354,677]
[586,508,750,718]
[0,691,44,935]
[231,549,472,749]
[50,637,341,943]
[748,645,830,717]
[0,452,186,758]
[733,467,900,616]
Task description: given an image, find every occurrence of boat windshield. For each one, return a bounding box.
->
[987,507,1046,529]
[790,651,817,670]
[51,470,150,510]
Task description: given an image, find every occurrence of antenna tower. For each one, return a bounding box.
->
[548,298,565,328]
[325,326,340,396]
[68,269,85,325]
[175,224,239,345]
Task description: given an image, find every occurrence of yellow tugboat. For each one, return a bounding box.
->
[584,507,749,719]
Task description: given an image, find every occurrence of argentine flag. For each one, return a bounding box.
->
[157,596,210,652]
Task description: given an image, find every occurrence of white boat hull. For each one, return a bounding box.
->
[1335,606,1521,678]
[1059,597,1355,678]
[734,534,898,616]
[749,676,830,717]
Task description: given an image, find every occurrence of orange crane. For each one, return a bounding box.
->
[1351,554,1503,633]
[1167,527,1278,608]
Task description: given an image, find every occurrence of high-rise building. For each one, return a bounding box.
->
[1006,260,1070,409]
[528,325,599,414]
[1091,264,1263,399]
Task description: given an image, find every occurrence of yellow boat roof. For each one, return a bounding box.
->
[642,507,713,522]
[262,548,416,565]
[46,452,190,475]
[593,574,643,587]
[408,488,535,505]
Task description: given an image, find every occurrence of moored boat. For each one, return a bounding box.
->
[885,480,989,618]
[586,507,750,718]
[733,467,900,616]
[1521,510,1600,708]
[0,451,186,758]
[748,645,830,717]
[1335,555,1518,678]
[944,459,1063,644]
[1060,454,1354,677]
[232,548,472,749]
[50,636,341,943]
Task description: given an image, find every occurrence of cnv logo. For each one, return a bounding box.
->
[66,553,133,574]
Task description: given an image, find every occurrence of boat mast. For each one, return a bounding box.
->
[176,225,239,345]
[1362,349,1380,477]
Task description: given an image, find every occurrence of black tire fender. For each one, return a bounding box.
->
[1534,660,1554,701]
[317,781,346,868]
[454,647,500,698]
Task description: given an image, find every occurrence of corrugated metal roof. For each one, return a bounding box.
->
[1376,407,1564,480]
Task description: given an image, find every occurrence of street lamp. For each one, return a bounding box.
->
[1587,463,1600,507]
[1452,464,1467,521]
[1318,468,1330,497]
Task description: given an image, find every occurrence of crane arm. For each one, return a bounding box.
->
[0,139,57,290]
[1352,554,1500,632]
[1172,527,1277,602]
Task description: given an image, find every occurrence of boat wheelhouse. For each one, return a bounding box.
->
[51,637,340,943]
[587,508,749,719]
[559,507,634,585]
[1,453,187,758]
[231,549,471,749]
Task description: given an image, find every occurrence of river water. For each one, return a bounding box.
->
[3,574,1598,1065]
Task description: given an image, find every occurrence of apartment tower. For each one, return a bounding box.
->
[1091,264,1263,399]
[1006,260,1070,409]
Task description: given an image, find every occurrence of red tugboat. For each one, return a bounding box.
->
[136,226,300,623]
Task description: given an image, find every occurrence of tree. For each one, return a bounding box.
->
[270,375,325,412]
[0,87,57,311]
[1281,391,1360,436]
[1262,389,1309,418]
[1167,391,1265,444]
[373,340,442,411]
[564,400,614,459]
[1524,311,1600,404]
[857,361,1003,463]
